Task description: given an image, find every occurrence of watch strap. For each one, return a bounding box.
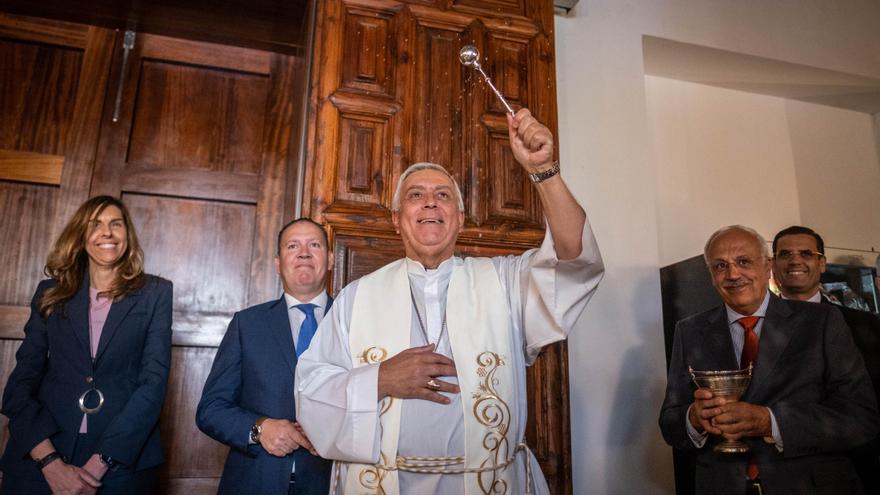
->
[528,161,560,183]
[35,451,64,470]
[99,453,120,471]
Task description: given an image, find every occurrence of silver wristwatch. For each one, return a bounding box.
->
[528,161,560,183]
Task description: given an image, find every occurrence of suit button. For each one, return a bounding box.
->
[85,376,93,384]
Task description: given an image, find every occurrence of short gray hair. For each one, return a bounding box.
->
[390,162,465,212]
[703,225,770,264]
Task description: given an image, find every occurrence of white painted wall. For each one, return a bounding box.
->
[785,100,880,255]
[554,2,880,494]
[645,76,802,266]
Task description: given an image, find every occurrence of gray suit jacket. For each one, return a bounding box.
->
[659,295,879,495]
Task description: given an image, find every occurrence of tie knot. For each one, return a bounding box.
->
[738,316,760,331]
[295,303,317,316]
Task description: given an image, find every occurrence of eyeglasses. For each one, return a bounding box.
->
[775,250,824,261]
[709,257,758,274]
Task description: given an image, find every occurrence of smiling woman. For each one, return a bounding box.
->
[0,195,173,495]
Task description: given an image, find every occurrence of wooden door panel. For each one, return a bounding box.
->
[330,231,406,295]
[159,347,227,481]
[451,0,526,16]
[123,193,256,318]
[0,182,57,307]
[0,38,82,154]
[128,60,269,174]
[340,8,395,96]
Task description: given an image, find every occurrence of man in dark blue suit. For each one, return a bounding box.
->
[197,218,334,495]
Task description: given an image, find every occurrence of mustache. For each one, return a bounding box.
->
[722,279,751,289]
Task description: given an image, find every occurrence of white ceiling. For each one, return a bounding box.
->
[643,36,880,114]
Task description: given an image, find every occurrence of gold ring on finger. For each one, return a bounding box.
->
[426,379,440,391]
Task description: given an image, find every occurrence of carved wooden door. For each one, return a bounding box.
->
[304,1,570,493]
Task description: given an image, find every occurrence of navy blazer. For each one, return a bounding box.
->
[659,295,879,495]
[196,295,332,495]
[1,275,173,477]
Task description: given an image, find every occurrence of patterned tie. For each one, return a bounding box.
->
[295,303,318,357]
[738,316,760,369]
[737,315,761,481]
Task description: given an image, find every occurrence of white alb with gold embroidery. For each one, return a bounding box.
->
[345,257,522,494]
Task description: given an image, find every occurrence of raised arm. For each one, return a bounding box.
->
[508,108,585,260]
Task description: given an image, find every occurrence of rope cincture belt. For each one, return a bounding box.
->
[339,442,535,495]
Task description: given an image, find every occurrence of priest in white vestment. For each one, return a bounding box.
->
[295,108,604,495]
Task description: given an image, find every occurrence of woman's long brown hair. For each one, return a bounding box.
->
[39,196,146,318]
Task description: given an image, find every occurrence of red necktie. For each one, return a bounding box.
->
[738,316,760,369]
[737,315,761,480]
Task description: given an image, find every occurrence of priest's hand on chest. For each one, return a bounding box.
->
[378,344,460,404]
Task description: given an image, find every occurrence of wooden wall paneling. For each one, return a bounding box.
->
[0,182,57,307]
[53,25,117,225]
[247,52,303,306]
[122,193,256,345]
[0,38,82,154]
[451,0,526,17]
[410,9,468,185]
[0,12,88,49]
[91,33,274,201]
[330,229,406,295]
[158,346,227,494]
[301,0,343,221]
[0,150,64,185]
[0,306,28,339]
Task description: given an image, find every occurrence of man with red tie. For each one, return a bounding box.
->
[659,225,878,495]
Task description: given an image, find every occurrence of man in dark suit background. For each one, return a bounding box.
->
[660,225,878,495]
[197,218,334,495]
[772,225,880,493]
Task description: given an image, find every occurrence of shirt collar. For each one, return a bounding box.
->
[725,290,771,323]
[283,291,328,309]
[780,289,822,303]
[404,256,455,277]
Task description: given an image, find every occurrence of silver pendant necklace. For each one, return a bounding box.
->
[78,292,106,415]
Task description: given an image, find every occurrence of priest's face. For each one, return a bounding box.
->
[392,169,464,268]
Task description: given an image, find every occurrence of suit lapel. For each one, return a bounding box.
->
[270,296,298,375]
[64,279,91,356]
[743,296,795,402]
[275,294,333,372]
[95,287,142,361]
[701,307,739,370]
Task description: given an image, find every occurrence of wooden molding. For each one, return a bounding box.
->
[0,150,64,185]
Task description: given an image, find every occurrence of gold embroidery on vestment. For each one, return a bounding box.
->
[358,346,388,364]
[472,351,510,495]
